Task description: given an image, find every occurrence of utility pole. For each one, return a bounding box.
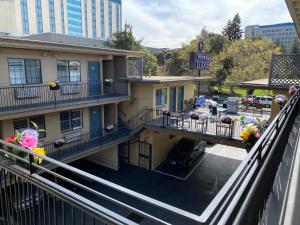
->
[197,40,204,96]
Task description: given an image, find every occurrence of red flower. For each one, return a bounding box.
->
[5,135,15,143]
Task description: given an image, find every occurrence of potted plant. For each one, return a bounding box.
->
[240,123,262,153]
[104,78,113,87]
[105,124,114,132]
[289,85,298,95]
[274,94,286,109]
[221,115,232,124]
[163,108,171,116]
[4,122,46,165]
[49,81,60,90]
[54,138,65,148]
[190,112,199,120]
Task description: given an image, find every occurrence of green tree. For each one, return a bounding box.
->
[222,13,243,41]
[143,48,159,76]
[109,23,142,50]
[109,23,159,76]
[290,38,300,54]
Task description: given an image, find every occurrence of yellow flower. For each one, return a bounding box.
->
[240,130,250,140]
[32,147,46,164]
[49,81,57,88]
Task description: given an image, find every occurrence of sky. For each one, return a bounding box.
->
[122,0,293,49]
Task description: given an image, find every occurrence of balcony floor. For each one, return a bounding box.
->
[57,144,246,224]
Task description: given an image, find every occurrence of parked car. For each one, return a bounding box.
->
[252,96,273,108]
[168,138,206,168]
[241,95,256,106]
[213,95,228,103]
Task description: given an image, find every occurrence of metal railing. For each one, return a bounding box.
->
[43,126,130,162]
[0,80,128,114]
[0,92,299,225]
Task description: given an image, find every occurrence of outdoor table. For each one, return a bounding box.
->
[217,107,228,116]
[169,113,181,127]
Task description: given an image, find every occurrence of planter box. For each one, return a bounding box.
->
[14,87,41,99]
[54,142,64,148]
[61,84,82,94]
[49,85,60,91]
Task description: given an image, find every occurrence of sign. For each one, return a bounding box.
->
[190,52,210,70]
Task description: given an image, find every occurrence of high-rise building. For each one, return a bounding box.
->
[0,0,122,39]
[245,22,298,52]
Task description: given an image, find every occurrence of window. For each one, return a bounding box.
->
[8,59,42,85]
[108,0,112,39]
[92,0,96,38]
[116,3,121,32]
[84,0,88,37]
[67,0,83,36]
[60,110,83,132]
[60,0,65,34]
[13,115,46,139]
[57,60,81,82]
[156,88,167,106]
[20,0,29,34]
[100,0,105,39]
[35,0,43,33]
[49,0,56,32]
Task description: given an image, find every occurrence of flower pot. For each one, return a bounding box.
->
[49,84,60,91]
[54,142,64,148]
[190,115,199,120]
[221,120,232,124]
[163,112,171,116]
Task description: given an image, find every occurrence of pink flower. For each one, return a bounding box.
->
[19,133,38,149]
[255,129,261,138]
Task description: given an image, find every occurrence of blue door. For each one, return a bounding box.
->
[177,86,184,112]
[88,62,101,96]
[90,106,102,139]
[170,87,177,112]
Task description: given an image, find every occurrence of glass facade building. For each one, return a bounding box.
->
[13,0,121,39]
[245,23,299,53]
[35,0,43,33]
[20,0,29,34]
[49,0,56,32]
[67,0,83,36]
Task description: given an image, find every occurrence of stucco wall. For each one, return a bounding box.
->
[86,145,119,170]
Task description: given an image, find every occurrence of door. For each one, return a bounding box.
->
[169,87,177,112]
[139,141,152,170]
[90,106,102,139]
[177,86,184,112]
[88,62,101,96]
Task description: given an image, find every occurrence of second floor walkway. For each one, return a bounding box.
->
[0,81,128,119]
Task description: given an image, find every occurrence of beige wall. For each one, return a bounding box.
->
[86,145,119,170]
[0,108,90,142]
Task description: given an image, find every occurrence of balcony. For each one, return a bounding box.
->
[43,126,130,166]
[0,80,128,118]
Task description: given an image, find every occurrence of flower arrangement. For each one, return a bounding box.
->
[274,94,286,109]
[240,124,262,152]
[289,85,298,95]
[49,80,60,90]
[220,115,232,124]
[105,124,114,132]
[240,116,269,133]
[104,78,113,86]
[190,112,199,120]
[4,122,46,164]
[54,138,65,148]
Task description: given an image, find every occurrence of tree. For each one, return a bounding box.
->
[290,38,300,54]
[109,23,142,50]
[109,23,159,76]
[222,14,243,41]
[143,48,159,76]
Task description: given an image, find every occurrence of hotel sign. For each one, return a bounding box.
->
[190,52,210,70]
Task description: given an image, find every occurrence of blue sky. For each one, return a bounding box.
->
[123,0,293,48]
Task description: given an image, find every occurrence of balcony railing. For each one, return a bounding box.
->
[43,126,130,162]
[0,80,128,114]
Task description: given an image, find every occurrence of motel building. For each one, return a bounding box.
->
[1,0,300,224]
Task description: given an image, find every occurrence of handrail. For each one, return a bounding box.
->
[198,90,300,224]
[0,139,200,224]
